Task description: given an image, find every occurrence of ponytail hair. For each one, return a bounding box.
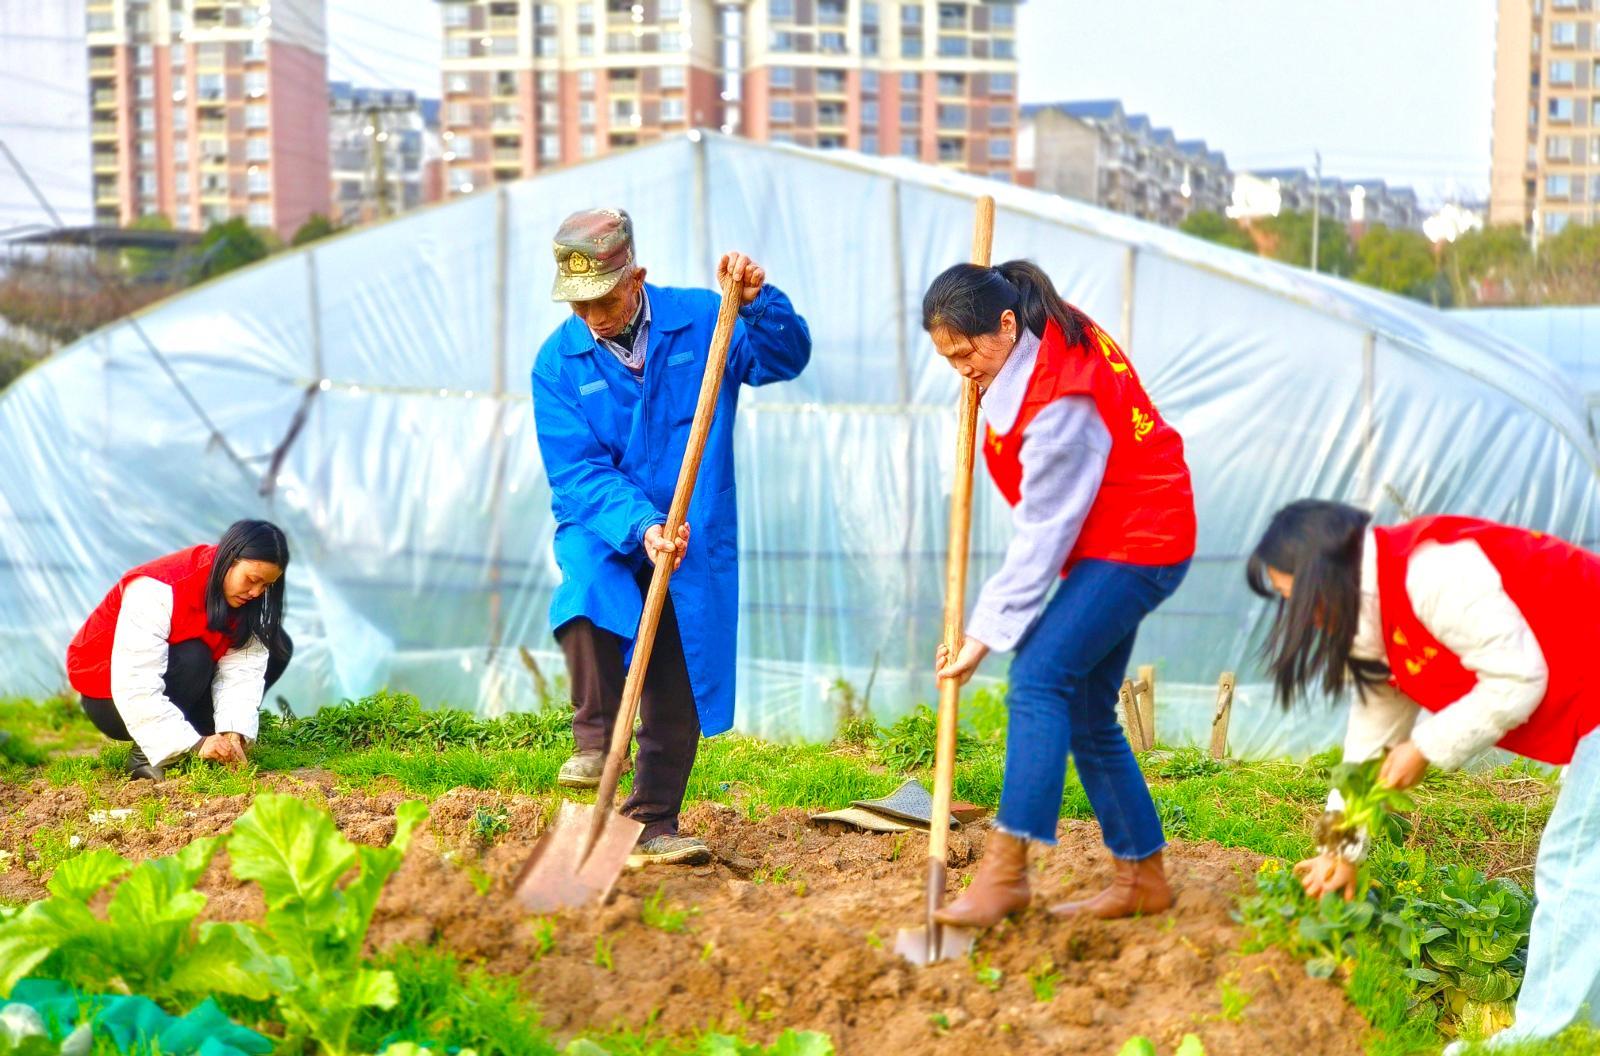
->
[206,519,291,664]
[921,259,1085,344]
[1246,500,1387,708]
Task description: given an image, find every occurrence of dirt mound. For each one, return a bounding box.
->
[0,775,1368,1055]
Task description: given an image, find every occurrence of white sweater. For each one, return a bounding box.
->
[1334,529,1547,792]
[112,577,269,765]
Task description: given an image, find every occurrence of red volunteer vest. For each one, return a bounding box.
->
[66,545,232,700]
[1374,516,1600,765]
[981,313,1197,569]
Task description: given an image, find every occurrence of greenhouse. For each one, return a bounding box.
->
[2,132,1596,757]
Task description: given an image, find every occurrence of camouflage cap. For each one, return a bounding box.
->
[551,207,636,302]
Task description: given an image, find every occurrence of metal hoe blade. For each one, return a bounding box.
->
[511,801,645,913]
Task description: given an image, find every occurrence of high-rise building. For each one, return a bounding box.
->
[435,0,1023,197]
[740,0,1021,179]
[436,0,723,197]
[85,0,331,240]
[1490,0,1600,238]
[329,83,445,225]
[1017,100,1232,226]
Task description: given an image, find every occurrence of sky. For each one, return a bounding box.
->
[330,0,1498,209]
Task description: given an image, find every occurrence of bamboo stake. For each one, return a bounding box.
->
[1210,671,1236,761]
[1135,663,1157,750]
[1119,679,1145,752]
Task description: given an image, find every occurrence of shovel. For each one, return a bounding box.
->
[894,194,995,966]
[512,272,744,913]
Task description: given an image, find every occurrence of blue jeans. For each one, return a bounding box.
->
[995,558,1189,857]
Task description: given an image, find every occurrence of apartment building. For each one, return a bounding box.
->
[1491,0,1600,237]
[1231,169,1422,234]
[85,0,330,241]
[1018,100,1232,227]
[436,0,1023,195]
[329,83,444,225]
[437,0,723,196]
[740,0,1023,179]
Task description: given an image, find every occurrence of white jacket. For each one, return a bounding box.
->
[1333,529,1548,796]
[111,577,268,765]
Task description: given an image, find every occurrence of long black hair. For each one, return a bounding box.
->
[206,519,290,663]
[921,259,1086,344]
[1246,499,1388,707]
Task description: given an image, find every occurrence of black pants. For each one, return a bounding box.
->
[556,572,699,842]
[80,634,293,744]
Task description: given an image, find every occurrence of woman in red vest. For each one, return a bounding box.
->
[66,520,293,780]
[925,261,1197,927]
[1249,500,1600,1050]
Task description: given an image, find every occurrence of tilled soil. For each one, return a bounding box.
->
[0,772,1368,1056]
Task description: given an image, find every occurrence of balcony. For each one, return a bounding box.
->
[94,183,120,204]
[92,119,118,139]
[93,150,120,172]
[92,88,118,107]
[89,55,116,75]
[490,15,518,32]
[491,104,522,128]
[493,147,523,165]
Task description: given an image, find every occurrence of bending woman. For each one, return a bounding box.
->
[1248,500,1600,1052]
[66,520,293,780]
[927,261,1196,927]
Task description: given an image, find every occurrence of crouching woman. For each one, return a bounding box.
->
[66,520,293,780]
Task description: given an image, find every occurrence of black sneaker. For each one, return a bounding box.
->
[128,746,164,781]
[626,834,712,868]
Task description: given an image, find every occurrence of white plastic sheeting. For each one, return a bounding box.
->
[1454,306,1600,439]
[3,134,1598,759]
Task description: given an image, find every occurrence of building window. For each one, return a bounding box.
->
[901,3,922,25]
[991,3,1015,28]
[990,72,1015,94]
[862,70,879,93]
[862,2,879,25]
[446,37,472,57]
[900,101,920,124]
[537,3,558,24]
[1549,135,1574,160]
[580,133,597,157]
[901,36,922,57]
[937,36,968,56]
[540,133,560,160]
[770,0,795,18]
[993,38,1016,59]
[771,30,795,51]
[819,0,846,23]
[988,137,1012,160]
[1550,60,1575,84]
[1553,20,1578,45]
[171,45,186,67]
[938,138,962,162]
[862,133,878,153]
[579,33,594,55]
[138,139,157,161]
[862,100,879,124]
[1550,96,1575,122]
[175,171,189,195]
[448,73,471,93]
[901,72,920,91]
[1545,210,1571,235]
[660,0,683,17]
[818,69,846,93]
[939,3,966,29]
[819,101,846,125]
[770,99,795,123]
[661,97,685,122]
[136,44,153,67]
[989,105,1012,126]
[820,32,846,53]
[900,134,919,157]
[938,104,966,130]
[452,135,474,159]
[938,72,964,95]
[540,101,559,124]
[660,31,685,51]
[137,108,156,131]
[137,76,154,100]
[245,71,267,98]
[539,35,561,56]
[248,169,269,194]
[579,100,596,125]
[177,204,192,226]
[247,138,269,161]
[244,39,266,63]
[248,203,272,228]
[172,107,187,131]
[579,69,597,91]
[173,140,188,166]
[138,173,157,195]
[1548,173,1573,198]
[245,104,268,129]
[578,3,594,24]
[771,66,795,89]
[862,34,879,56]
[660,65,685,89]
[443,3,470,27]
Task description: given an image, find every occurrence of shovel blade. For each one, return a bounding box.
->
[511,800,645,913]
[892,923,976,966]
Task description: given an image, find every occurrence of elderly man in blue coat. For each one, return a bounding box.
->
[532,207,811,866]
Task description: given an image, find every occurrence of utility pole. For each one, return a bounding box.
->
[1310,149,1322,273]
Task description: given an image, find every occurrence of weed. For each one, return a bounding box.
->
[699,941,715,963]
[971,953,1003,991]
[865,931,883,951]
[530,916,557,960]
[1026,960,1061,1002]
[471,805,511,845]
[835,715,878,748]
[876,705,974,772]
[593,935,615,971]
[355,945,558,1056]
[752,865,791,885]
[26,821,83,877]
[928,1013,951,1033]
[1214,976,1252,1022]
[641,887,696,934]
[465,864,493,896]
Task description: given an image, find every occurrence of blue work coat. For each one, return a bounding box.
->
[531,283,811,736]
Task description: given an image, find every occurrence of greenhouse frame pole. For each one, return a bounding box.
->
[892,177,916,718]
[1121,246,1137,349]
[485,187,512,702]
[1360,330,1377,507]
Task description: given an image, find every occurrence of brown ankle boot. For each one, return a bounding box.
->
[932,830,1031,928]
[1049,850,1172,920]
